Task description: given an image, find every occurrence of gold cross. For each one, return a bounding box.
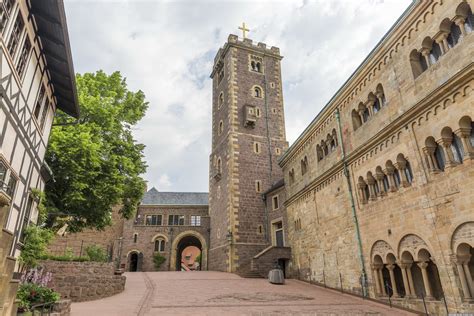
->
[238,22,249,39]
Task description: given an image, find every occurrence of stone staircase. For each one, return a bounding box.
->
[236,262,264,278]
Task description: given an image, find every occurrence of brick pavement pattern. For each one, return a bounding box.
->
[71,272,415,316]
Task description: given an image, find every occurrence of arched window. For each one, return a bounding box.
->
[352,109,362,130]
[154,238,165,252]
[447,23,462,48]
[330,137,336,151]
[256,62,261,73]
[373,98,381,113]
[289,168,295,185]
[251,61,256,71]
[133,233,138,243]
[465,7,474,33]
[470,122,474,147]
[301,156,308,175]
[410,50,427,78]
[218,92,224,109]
[434,143,446,171]
[363,185,370,201]
[316,145,323,161]
[322,141,329,156]
[376,84,386,106]
[451,133,464,163]
[332,129,338,147]
[254,86,262,98]
[404,160,413,184]
[362,107,370,122]
[429,41,442,64]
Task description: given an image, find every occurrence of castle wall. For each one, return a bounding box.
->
[280,0,474,313]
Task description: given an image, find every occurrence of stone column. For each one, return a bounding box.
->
[418,261,434,299]
[386,264,399,298]
[372,264,382,295]
[421,48,431,67]
[406,264,417,297]
[399,263,411,297]
[376,91,385,107]
[357,183,367,204]
[454,259,471,300]
[422,147,438,172]
[384,167,397,192]
[437,138,456,168]
[358,109,365,124]
[394,161,409,187]
[378,268,387,296]
[375,174,386,196]
[462,261,474,299]
[367,178,377,201]
[455,128,474,160]
[435,36,446,55]
[455,17,467,36]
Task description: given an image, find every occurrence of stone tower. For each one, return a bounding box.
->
[208,34,288,273]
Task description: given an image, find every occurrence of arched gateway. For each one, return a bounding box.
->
[170,231,208,271]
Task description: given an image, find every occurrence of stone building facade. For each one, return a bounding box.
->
[208,35,289,275]
[0,1,79,315]
[120,188,210,272]
[278,0,474,314]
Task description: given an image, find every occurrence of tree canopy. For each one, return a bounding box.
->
[45,71,148,231]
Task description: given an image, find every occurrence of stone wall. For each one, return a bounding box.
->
[40,261,125,302]
[279,0,474,314]
[121,205,210,272]
[47,206,125,258]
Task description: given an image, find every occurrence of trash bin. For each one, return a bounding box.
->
[268,268,284,284]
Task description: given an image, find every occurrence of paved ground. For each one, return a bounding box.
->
[71,271,415,316]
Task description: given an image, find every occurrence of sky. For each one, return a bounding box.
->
[64,0,412,193]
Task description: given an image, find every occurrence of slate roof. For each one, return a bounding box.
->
[141,187,209,206]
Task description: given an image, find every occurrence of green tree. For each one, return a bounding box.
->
[45,71,148,231]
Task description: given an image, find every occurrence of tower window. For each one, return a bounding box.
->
[254,142,261,154]
[218,120,223,135]
[218,92,224,109]
[272,195,279,210]
[253,86,263,98]
[249,55,263,73]
[255,107,261,117]
[133,233,138,243]
[255,180,261,193]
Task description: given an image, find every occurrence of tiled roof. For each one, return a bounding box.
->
[141,187,208,206]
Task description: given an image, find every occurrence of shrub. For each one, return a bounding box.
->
[19,226,54,272]
[17,283,60,312]
[153,253,166,270]
[85,244,108,262]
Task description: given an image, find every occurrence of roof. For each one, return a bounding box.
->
[30,0,80,118]
[262,179,285,196]
[141,187,209,206]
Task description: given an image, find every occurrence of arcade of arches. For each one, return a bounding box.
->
[371,224,474,303]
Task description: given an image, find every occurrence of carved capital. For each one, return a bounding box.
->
[417,261,429,269]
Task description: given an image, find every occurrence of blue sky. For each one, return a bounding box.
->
[64,0,411,192]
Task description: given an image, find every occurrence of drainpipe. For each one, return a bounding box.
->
[335,109,368,297]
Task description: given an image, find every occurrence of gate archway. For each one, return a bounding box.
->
[170,231,207,271]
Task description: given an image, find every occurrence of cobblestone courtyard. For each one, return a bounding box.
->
[71,272,414,315]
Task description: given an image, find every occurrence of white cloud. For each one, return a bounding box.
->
[64,0,411,192]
